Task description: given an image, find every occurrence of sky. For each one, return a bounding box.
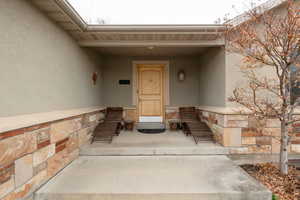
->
[68,0,270,24]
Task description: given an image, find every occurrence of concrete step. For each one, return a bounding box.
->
[80,143,228,156]
[82,130,227,156]
[34,156,271,200]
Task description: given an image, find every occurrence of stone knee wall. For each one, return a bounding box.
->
[199,110,300,155]
[0,110,104,200]
[123,107,180,123]
[165,107,180,121]
[123,108,137,122]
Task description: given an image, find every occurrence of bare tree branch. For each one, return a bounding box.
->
[225,0,300,175]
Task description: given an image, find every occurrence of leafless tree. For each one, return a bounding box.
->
[225,0,300,174]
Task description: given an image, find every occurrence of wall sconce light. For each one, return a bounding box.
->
[92,72,98,85]
[178,70,185,82]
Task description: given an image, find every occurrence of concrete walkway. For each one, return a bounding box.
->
[35,156,271,200]
[81,130,228,156]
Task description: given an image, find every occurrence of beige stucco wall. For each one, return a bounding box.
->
[225,52,243,107]
[225,52,279,108]
[0,0,103,117]
[102,56,200,107]
[224,3,288,107]
[199,47,226,107]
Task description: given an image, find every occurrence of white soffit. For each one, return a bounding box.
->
[30,0,226,47]
[30,0,287,47]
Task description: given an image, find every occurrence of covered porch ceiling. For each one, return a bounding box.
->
[93,47,209,56]
[30,0,226,48]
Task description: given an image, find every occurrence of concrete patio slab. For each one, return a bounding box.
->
[35,156,271,200]
[81,130,228,156]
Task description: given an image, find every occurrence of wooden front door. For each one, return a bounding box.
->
[137,64,164,122]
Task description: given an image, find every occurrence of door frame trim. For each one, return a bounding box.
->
[132,61,170,106]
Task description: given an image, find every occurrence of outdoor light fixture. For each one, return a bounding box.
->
[178,70,185,82]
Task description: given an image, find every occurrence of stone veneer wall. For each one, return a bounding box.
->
[199,110,300,154]
[0,110,105,200]
[123,107,180,124]
[152,106,300,155]
[165,107,180,120]
[123,108,137,122]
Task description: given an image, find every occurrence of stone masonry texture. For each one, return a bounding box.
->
[0,109,104,200]
[199,109,300,155]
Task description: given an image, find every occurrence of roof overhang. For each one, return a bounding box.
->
[30,0,226,47]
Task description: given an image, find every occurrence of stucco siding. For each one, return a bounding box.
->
[224,52,243,107]
[102,56,200,107]
[169,56,200,106]
[224,3,289,107]
[0,0,103,117]
[225,52,279,107]
[199,47,226,107]
[102,56,133,106]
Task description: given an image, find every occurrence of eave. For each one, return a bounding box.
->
[29,0,226,47]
